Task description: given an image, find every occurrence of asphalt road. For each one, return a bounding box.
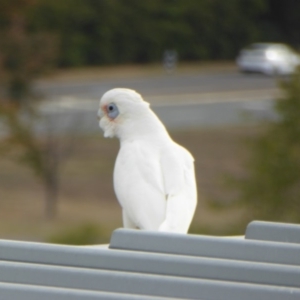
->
[37,67,278,100]
[35,68,279,134]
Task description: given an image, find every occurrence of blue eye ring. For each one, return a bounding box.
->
[107,103,119,119]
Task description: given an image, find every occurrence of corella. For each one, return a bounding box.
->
[98,88,197,233]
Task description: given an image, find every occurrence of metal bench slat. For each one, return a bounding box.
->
[246,221,300,244]
[0,282,171,300]
[109,229,300,266]
[0,261,299,300]
[0,239,299,288]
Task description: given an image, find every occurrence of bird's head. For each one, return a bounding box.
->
[98,88,151,139]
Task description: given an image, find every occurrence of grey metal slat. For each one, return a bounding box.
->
[246,221,300,244]
[0,239,299,288]
[109,229,300,266]
[0,261,299,300]
[0,282,172,300]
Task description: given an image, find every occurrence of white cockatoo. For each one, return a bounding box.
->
[98,88,197,233]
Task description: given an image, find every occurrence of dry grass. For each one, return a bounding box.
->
[0,125,261,243]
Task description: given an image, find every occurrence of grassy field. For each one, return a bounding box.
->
[0,124,261,244]
[0,61,257,244]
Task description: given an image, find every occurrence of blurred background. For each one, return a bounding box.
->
[0,0,299,244]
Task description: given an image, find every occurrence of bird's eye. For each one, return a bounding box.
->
[107,103,119,119]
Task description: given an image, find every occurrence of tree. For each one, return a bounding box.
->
[236,68,300,222]
[0,1,64,219]
[25,0,269,66]
[266,0,300,49]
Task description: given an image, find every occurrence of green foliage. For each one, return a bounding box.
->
[237,69,300,222]
[23,0,270,66]
[48,223,106,245]
[0,1,58,107]
[2,1,298,68]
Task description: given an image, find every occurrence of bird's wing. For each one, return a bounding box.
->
[158,143,197,233]
[114,141,167,230]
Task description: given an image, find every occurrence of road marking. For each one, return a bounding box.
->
[149,88,278,106]
[41,88,279,113]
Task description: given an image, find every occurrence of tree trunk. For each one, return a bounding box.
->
[44,172,58,220]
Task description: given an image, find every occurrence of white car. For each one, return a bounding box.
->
[236,43,300,75]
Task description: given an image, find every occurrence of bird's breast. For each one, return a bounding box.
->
[113,142,167,229]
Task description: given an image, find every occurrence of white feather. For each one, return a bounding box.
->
[98,88,197,233]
